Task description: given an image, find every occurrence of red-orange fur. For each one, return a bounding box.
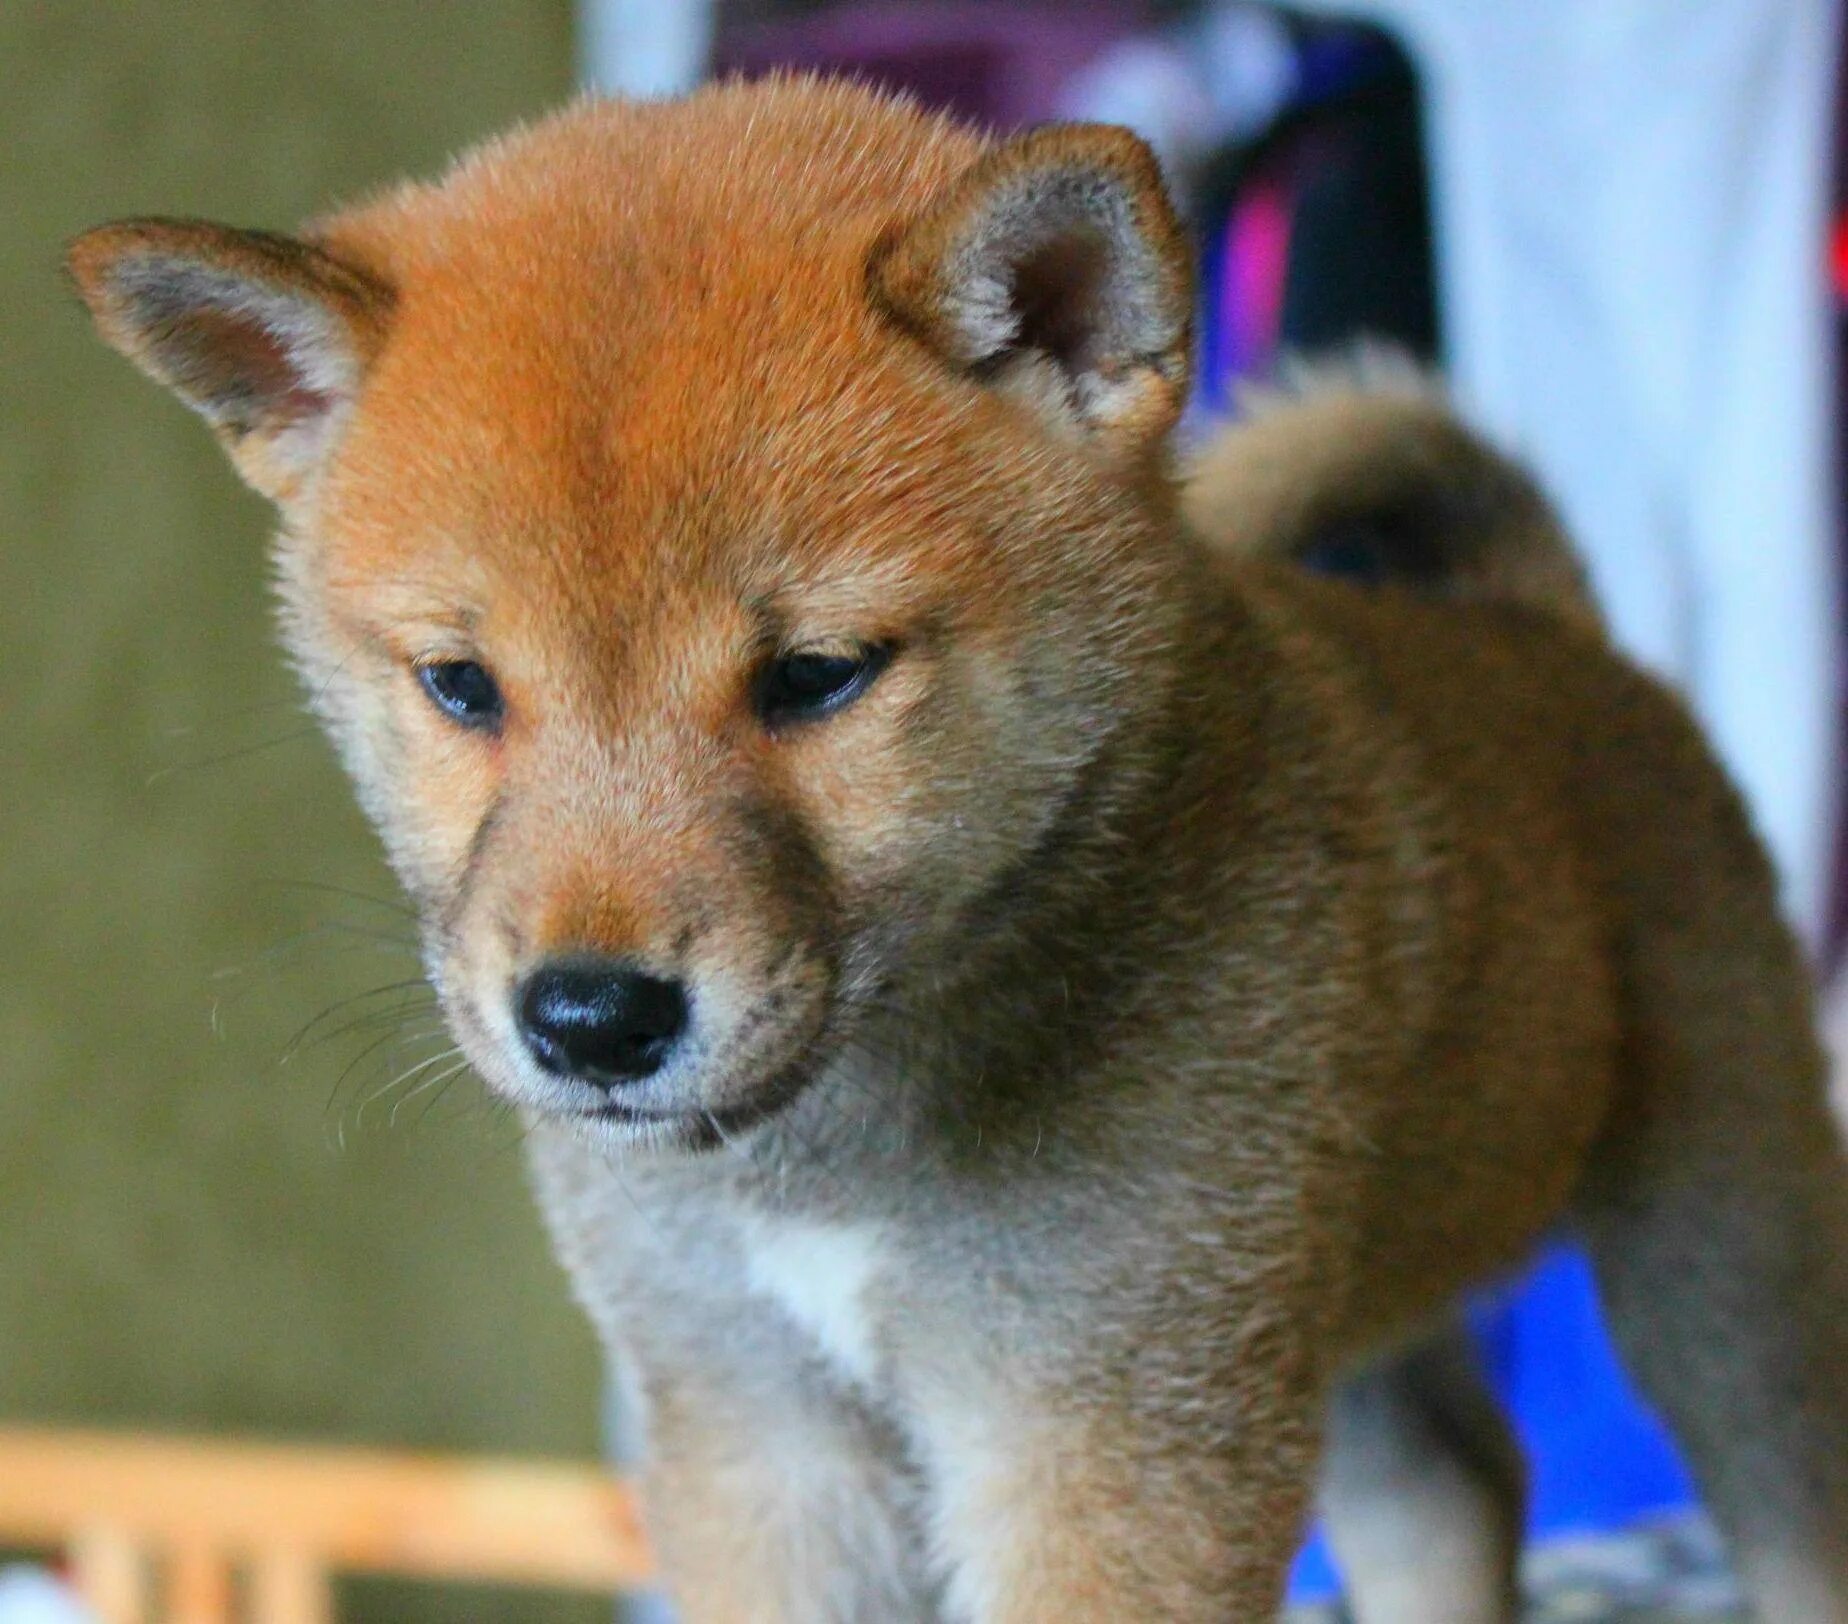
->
[69,78,1848,1623]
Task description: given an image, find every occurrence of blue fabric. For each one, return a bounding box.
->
[1288,1244,1698,1604]
[1194,223,1234,420]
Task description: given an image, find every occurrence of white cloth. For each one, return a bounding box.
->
[0,1570,97,1624]
[579,0,714,97]
[1291,0,1842,946]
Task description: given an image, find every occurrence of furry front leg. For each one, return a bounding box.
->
[913,1359,1321,1622]
[640,1358,938,1623]
[525,1129,939,1622]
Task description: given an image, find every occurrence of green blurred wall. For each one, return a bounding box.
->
[1,8,608,1620]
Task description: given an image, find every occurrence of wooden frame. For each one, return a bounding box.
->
[0,1426,654,1623]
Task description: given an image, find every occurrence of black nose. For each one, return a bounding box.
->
[516,958,690,1087]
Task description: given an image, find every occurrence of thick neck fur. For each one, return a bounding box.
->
[726,528,1268,1216]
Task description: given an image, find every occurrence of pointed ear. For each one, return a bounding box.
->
[868,124,1193,461]
[66,218,392,504]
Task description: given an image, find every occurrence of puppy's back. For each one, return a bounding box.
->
[1179,382,1814,1349]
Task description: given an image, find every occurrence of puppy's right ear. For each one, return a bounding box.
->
[868,124,1193,466]
[66,218,392,505]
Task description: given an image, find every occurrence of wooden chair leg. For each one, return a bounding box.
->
[250,1550,335,1624]
[166,1544,235,1624]
[68,1527,149,1624]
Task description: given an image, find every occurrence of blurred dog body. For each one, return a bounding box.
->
[70,79,1848,1622]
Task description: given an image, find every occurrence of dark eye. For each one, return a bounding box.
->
[756,644,891,725]
[418,659,503,729]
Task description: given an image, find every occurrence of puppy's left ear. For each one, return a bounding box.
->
[869,124,1193,462]
[66,217,392,505]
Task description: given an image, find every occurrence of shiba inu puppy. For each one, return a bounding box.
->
[69,77,1848,1623]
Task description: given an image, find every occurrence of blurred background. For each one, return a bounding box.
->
[2,9,597,1623]
[2,3,1842,1621]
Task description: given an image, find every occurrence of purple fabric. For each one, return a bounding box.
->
[715,3,1148,129]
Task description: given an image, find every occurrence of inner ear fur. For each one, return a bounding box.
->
[65,217,392,503]
[869,123,1195,457]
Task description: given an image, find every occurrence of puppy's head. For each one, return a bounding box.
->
[68,81,1195,1151]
